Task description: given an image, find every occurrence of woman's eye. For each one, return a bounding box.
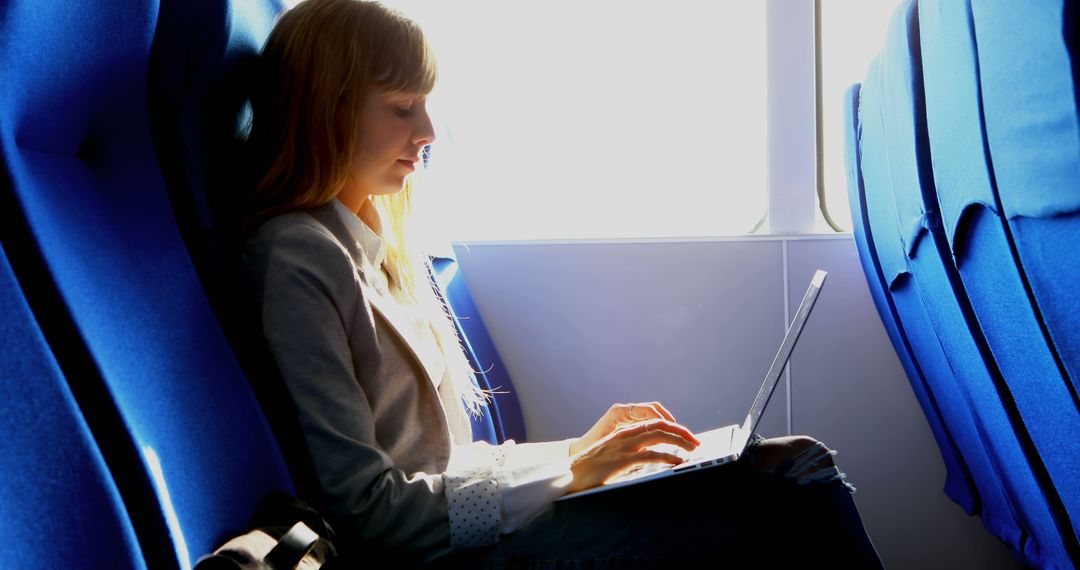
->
[394,106,413,118]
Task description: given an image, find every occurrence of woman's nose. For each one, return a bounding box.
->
[411,107,436,147]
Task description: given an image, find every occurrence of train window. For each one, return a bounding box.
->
[329,1,769,243]
[818,0,904,232]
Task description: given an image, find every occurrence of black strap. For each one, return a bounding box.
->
[263,521,320,569]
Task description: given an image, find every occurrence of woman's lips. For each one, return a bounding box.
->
[397,159,417,171]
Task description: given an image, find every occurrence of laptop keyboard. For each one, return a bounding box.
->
[613,444,692,480]
[608,425,739,483]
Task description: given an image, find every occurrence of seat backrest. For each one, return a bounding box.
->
[843,81,977,516]
[851,15,1036,561]
[973,0,1080,382]
[146,0,328,504]
[856,51,1027,556]
[432,255,528,444]
[881,4,1072,565]
[148,0,283,320]
[919,0,1080,560]
[0,243,146,569]
[970,0,1080,494]
[0,0,293,567]
[849,0,1076,565]
[974,0,1080,433]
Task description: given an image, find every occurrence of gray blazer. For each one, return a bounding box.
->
[243,202,474,558]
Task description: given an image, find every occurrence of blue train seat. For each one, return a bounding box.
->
[970,9,1080,560]
[145,0,330,504]
[970,0,1080,402]
[0,0,294,567]
[0,243,145,569]
[148,0,283,309]
[856,50,1024,557]
[431,255,528,444]
[843,82,977,515]
[877,3,1069,564]
[919,0,1080,561]
[847,0,1077,565]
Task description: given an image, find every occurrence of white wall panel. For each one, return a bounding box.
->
[453,239,787,442]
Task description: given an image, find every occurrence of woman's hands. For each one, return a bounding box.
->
[570,402,685,455]
[566,403,701,494]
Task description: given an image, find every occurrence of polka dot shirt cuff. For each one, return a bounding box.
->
[445,468,501,548]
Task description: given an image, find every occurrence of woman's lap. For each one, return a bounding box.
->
[432,439,883,568]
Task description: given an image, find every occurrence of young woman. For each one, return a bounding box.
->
[242,0,883,566]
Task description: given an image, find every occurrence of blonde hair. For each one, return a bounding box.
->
[249,0,489,416]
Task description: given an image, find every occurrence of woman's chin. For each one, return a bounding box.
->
[372,180,408,196]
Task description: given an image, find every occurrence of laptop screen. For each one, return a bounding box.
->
[740,269,827,438]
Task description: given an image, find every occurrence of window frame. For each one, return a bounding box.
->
[764,0,847,236]
[813,0,846,232]
[281,0,841,238]
[765,0,817,235]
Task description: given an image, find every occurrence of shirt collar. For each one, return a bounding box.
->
[332,198,387,268]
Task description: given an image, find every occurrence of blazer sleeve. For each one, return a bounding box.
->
[244,217,483,556]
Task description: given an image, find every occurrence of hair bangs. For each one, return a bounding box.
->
[370,7,438,96]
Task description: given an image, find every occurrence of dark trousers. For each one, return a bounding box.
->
[430,450,884,568]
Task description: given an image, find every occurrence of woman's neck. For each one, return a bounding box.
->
[338,192,383,236]
[358,200,383,236]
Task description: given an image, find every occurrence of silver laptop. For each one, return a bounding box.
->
[560,269,828,500]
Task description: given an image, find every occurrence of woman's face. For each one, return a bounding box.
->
[348,89,436,197]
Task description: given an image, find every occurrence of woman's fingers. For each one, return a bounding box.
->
[568,447,687,493]
[621,402,666,424]
[569,402,700,493]
[610,420,699,452]
[645,418,701,446]
[601,450,686,482]
[622,449,686,469]
[647,401,677,424]
[574,401,697,458]
[629,402,656,422]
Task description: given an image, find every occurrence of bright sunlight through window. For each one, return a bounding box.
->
[380,1,768,243]
[820,0,904,233]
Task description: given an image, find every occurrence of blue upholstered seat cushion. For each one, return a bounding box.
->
[859,34,1029,559]
[0,245,146,570]
[916,0,1000,257]
[0,0,293,566]
[845,82,977,515]
[431,256,528,444]
[920,0,1080,558]
[870,2,1071,564]
[971,0,1080,221]
[971,0,1080,406]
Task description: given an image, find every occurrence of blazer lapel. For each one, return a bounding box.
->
[306,204,444,390]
